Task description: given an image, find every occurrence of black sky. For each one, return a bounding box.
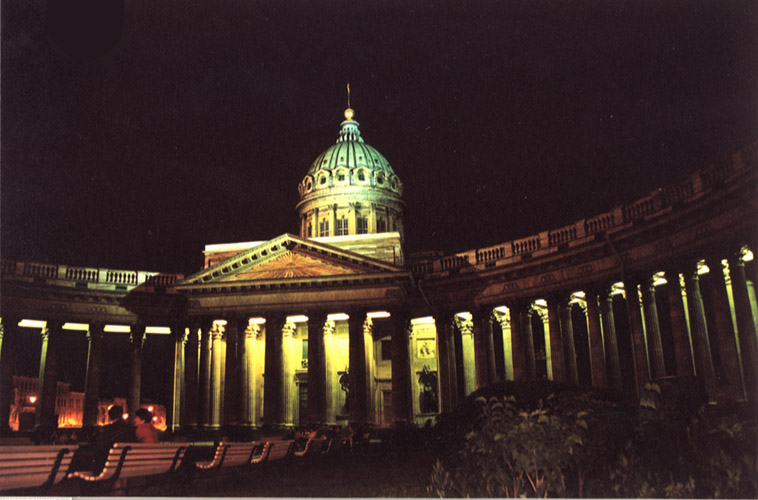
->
[3,1,757,275]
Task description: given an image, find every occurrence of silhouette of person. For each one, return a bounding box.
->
[92,405,136,473]
[134,408,159,443]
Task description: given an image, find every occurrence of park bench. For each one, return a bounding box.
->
[294,437,327,458]
[195,441,268,470]
[322,436,346,456]
[261,439,293,462]
[67,442,186,492]
[0,445,74,492]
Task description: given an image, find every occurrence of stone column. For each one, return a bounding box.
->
[684,265,718,403]
[170,324,186,432]
[641,277,666,379]
[708,258,746,401]
[559,300,579,385]
[457,315,477,395]
[199,320,213,427]
[35,321,63,432]
[600,289,623,392]
[390,310,412,423]
[238,318,256,429]
[666,272,695,377]
[348,310,369,424]
[263,313,286,427]
[83,322,105,429]
[183,322,200,429]
[282,321,296,426]
[623,279,649,394]
[128,323,146,417]
[508,303,527,382]
[370,202,377,233]
[728,252,758,406]
[585,291,608,388]
[307,312,328,424]
[223,320,242,428]
[546,300,565,383]
[435,311,457,412]
[472,307,497,388]
[209,322,225,429]
[523,306,537,380]
[497,311,515,381]
[0,318,20,435]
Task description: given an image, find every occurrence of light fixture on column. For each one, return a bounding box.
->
[144,326,171,334]
[455,311,472,321]
[652,271,667,286]
[18,319,46,328]
[367,311,391,319]
[327,313,349,321]
[249,317,266,325]
[697,260,709,275]
[62,323,89,331]
[411,316,435,325]
[286,315,309,323]
[104,325,131,333]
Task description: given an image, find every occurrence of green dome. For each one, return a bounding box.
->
[307,118,397,178]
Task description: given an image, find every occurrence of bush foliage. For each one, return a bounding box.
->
[428,381,757,498]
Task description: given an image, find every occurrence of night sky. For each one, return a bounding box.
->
[3,1,757,276]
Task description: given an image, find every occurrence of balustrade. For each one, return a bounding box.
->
[548,225,577,246]
[512,235,541,255]
[584,212,614,235]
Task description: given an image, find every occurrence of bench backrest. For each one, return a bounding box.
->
[295,437,327,457]
[0,445,74,491]
[72,443,186,482]
[264,440,293,462]
[196,442,261,469]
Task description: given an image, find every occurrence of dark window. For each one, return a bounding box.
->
[319,220,329,237]
[358,172,365,181]
[320,176,326,185]
[357,217,368,234]
[337,219,348,236]
[377,218,386,233]
[338,173,345,181]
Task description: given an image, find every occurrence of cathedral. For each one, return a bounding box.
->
[1,103,757,437]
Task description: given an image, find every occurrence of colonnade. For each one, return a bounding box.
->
[434,247,758,411]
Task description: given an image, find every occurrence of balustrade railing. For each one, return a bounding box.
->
[475,246,505,264]
[1,259,183,289]
[548,226,577,246]
[512,235,541,255]
[584,212,614,235]
[411,142,755,277]
[440,255,468,271]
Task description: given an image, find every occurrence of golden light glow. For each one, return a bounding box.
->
[104,325,131,333]
[455,312,472,321]
[653,271,667,286]
[367,311,391,319]
[28,396,37,404]
[63,323,89,331]
[534,299,547,307]
[494,306,509,314]
[18,319,46,328]
[249,317,266,325]
[411,316,435,325]
[328,313,349,321]
[147,406,154,412]
[744,250,754,262]
[697,261,710,275]
[287,315,309,323]
[145,326,171,334]
[122,413,129,420]
[213,319,227,326]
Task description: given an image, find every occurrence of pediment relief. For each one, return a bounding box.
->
[180,233,402,286]
[231,250,360,280]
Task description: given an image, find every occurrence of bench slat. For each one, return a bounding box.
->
[0,445,73,491]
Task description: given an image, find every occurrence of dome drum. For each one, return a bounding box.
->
[297,108,405,241]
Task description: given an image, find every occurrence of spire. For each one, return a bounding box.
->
[338,83,363,143]
[344,82,355,121]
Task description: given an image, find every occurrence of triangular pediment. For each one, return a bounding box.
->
[179,233,404,286]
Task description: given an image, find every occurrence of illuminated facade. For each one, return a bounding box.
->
[0,106,756,436]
